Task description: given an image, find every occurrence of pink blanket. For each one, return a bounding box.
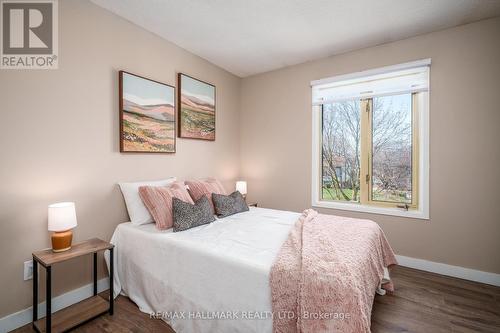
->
[270,209,397,333]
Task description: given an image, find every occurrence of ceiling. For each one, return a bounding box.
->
[91,0,500,77]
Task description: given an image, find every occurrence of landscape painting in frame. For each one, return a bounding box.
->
[178,73,216,140]
[120,71,175,152]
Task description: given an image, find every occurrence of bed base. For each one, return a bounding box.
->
[376,267,391,296]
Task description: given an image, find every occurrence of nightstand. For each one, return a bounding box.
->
[32,238,114,333]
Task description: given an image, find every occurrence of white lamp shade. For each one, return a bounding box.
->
[48,202,78,232]
[235,181,247,195]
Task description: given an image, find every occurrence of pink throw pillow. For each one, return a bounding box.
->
[185,179,227,213]
[139,181,193,230]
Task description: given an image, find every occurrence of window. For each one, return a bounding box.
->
[312,60,430,219]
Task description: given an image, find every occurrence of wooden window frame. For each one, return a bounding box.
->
[362,94,419,209]
[312,92,429,220]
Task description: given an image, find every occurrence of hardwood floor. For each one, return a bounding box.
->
[13,292,174,333]
[13,266,500,332]
[372,266,500,333]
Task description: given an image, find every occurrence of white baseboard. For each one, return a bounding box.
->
[0,278,109,333]
[396,255,500,287]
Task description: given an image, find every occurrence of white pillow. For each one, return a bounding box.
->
[119,177,176,225]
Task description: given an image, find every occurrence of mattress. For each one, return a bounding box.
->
[105,207,301,333]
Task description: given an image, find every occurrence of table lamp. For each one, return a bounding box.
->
[48,202,78,252]
[235,181,247,199]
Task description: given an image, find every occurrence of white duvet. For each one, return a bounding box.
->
[105,207,301,333]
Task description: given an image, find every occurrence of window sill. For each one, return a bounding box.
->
[312,200,429,220]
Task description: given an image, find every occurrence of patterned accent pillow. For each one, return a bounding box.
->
[185,179,227,213]
[172,196,215,232]
[138,181,193,230]
[212,191,249,218]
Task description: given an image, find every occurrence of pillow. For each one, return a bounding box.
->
[119,177,176,225]
[138,181,193,230]
[172,196,215,232]
[212,191,249,218]
[185,178,227,213]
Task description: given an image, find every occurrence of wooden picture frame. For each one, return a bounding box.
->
[119,71,176,153]
[177,73,216,141]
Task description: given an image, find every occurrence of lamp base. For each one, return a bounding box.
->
[51,230,73,252]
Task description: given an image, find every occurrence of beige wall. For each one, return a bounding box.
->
[240,18,500,274]
[0,0,241,317]
[1,0,499,321]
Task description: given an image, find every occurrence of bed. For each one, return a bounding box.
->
[105,207,395,333]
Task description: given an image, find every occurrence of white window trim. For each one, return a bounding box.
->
[310,58,431,87]
[311,60,430,220]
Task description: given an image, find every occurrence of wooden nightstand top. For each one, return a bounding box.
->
[33,238,113,267]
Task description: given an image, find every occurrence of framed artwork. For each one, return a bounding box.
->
[119,71,176,153]
[178,73,216,140]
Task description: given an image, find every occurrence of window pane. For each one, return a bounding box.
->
[371,94,412,204]
[322,101,361,202]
